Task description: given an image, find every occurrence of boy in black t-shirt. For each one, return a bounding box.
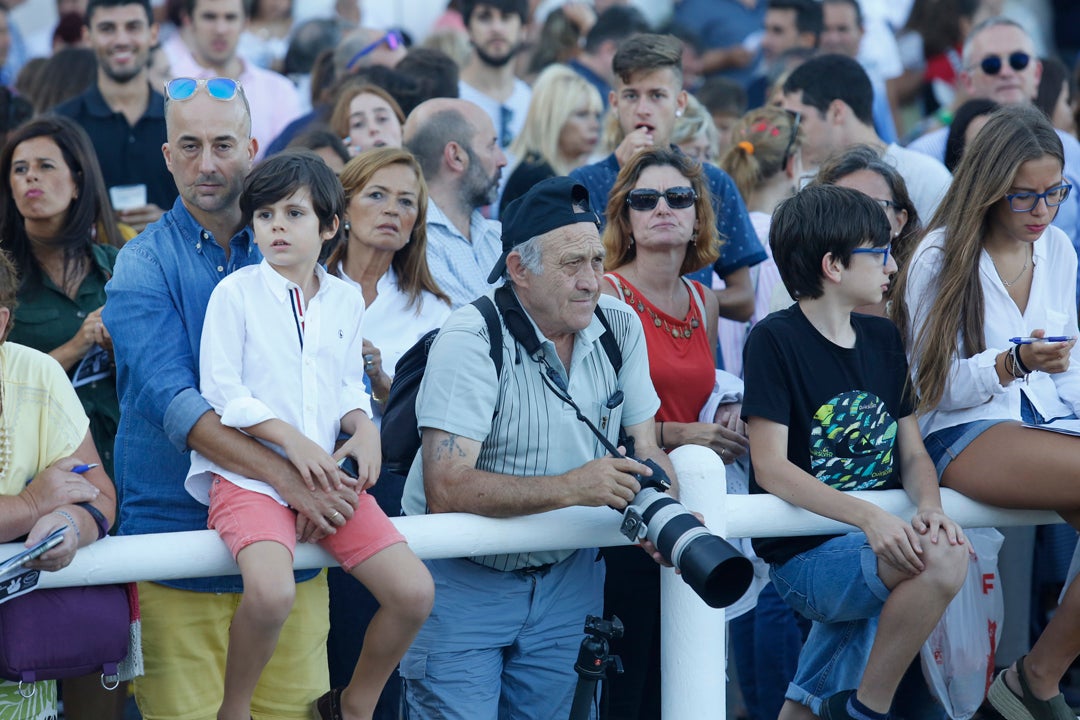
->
[742,185,969,720]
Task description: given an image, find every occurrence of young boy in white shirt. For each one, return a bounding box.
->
[185,150,434,720]
[742,184,969,720]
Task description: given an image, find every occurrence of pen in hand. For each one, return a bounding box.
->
[71,464,99,474]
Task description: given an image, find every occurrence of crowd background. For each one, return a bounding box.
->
[4,0,1080,718]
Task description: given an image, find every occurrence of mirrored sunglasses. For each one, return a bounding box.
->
[346,30,404,71]
[165,77,240,102]
[978,51,1030,75]
[626,187,696,212]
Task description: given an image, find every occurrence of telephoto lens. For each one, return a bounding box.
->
[619,459,754,608]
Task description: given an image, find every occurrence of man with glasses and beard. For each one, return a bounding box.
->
[457,0,532,154]
[55,0,177,232]
[404,97,509,308]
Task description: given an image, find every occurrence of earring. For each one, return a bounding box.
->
[629,235,635,246]
[676,109,683,117]
[689,231,697,245]
[343,220,351,235]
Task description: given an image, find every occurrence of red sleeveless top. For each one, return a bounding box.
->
[606,273,715,423]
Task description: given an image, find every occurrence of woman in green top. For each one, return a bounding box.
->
[0,116,125,481]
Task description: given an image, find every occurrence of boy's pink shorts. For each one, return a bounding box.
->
[208,475,406,572]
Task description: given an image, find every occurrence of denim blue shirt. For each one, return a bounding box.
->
[570,152,766,277]
[104,197,319,592]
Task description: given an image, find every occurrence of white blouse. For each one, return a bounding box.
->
[904,225,1080,437]
[187,261,371,505]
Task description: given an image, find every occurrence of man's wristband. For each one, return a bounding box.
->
[74,502,109,540]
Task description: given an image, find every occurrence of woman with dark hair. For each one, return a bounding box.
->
[944,99,999,173]
[894,104,1080,720]
[0,115,125,480]
[32,47,97,114]
[329,83,406,157]
[1036,55,1076,137]
[600,146,747,720]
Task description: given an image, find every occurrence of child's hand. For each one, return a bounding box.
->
[282,432,341,492]
[863,508,925,575]
[333,418,381,490]
[912,508,972,554]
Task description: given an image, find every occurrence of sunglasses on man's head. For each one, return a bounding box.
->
[978,51,1030,75]
[346,31,404,71]
[165,77,241,102]
[626,187,697,212]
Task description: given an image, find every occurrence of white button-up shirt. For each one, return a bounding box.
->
[905,225,1080,437]
[186,261,371,505]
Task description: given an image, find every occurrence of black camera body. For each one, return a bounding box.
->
[618,457,753,609]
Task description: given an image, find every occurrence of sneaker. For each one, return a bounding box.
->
[820,691,856,720]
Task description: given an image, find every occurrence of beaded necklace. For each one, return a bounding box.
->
[617,283,700,339]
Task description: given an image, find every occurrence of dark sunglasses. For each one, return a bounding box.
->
[626,187,696,212]
[165,77,240,102]
[346,30,404,71]
[978,51,1030,75]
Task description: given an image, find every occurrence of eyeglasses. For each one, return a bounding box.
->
[977,51,1030,75]
[626,186,697,211]
[781,109,801,166]
[346,30,404,71]
[1005,184,1072,212]
[165,77,240,102]
[874,198,900,212]
[850,243,892,266]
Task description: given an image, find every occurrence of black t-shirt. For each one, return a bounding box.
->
[742,305,914,565]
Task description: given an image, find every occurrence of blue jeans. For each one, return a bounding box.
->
[770,533,943,717]
[729,581,807,720]
[401,550,604,720]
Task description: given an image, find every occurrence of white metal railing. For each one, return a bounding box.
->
[6,445,1063,718]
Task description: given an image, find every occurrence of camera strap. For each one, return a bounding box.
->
[492,286,627,459]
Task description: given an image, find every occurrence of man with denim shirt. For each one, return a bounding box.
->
[570,33,765,324]
[404,97,508,308]
[104,79,354,719]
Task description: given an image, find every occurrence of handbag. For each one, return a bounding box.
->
[919,528,1005,719]
[0,581,140,696]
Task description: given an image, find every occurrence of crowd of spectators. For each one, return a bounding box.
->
[5,0,1080,718]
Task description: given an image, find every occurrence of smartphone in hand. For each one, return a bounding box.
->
[0,526,67,580]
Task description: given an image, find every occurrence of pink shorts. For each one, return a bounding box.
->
[207,475,406,572]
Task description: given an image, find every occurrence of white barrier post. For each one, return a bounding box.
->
[662,445,728,719]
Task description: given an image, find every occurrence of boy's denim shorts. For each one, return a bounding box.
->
[769,533,889,714]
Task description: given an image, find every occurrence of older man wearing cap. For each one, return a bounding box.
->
[399,177,674,719]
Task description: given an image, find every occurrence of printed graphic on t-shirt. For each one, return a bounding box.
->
[809,390,897,490]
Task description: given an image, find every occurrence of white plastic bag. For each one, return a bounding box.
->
[919,528,1005,719]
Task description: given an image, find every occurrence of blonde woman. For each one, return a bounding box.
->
[673,94,721,165]
[498,64,603,214]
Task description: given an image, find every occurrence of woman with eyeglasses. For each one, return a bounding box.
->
[598,147,748,720]
[806,144,921,317]
[893,104,1080,720]
[717,105,802,378]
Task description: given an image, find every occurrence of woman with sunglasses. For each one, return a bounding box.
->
[598,147,746,719]
[893,104,1080,720]
[717,105,802,378]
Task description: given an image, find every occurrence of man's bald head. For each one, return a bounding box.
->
[403,98,484,180]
